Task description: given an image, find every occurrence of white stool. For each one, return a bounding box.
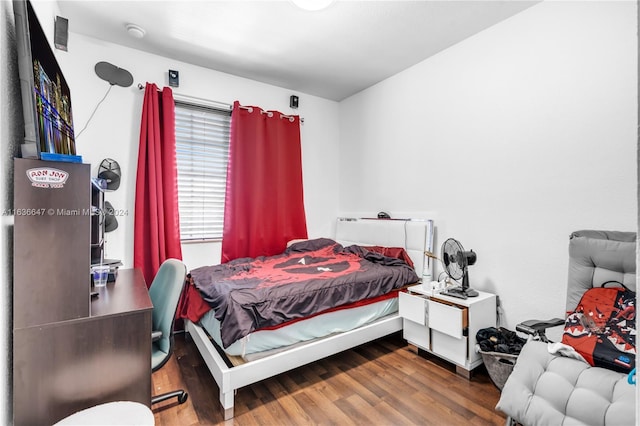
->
[54,401,154,425]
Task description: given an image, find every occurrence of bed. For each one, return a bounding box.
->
[183,217,434,419]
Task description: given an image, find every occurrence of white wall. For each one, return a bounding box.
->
[339,1,637,332]
[54,33,341,272]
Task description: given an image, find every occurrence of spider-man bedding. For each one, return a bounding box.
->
[182,238,419,348]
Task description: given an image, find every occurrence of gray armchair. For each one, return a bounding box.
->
[496,230,636,425]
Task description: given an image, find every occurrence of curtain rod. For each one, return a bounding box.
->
[138,83,232,111]
[238,105,304,123]
[137,83,303,123]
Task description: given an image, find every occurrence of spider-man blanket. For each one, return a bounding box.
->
[187,238,419,347]
[562,287,636,373]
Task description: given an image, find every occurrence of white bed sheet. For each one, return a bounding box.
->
[199,297,399,357]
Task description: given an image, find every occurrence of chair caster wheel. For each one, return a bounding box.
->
[178,392,188,404]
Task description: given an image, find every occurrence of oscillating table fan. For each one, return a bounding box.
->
[440,238,479,299]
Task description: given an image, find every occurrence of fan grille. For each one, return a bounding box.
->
[442,238,466,280]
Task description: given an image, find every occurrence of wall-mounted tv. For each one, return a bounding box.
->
[14,0,80,162]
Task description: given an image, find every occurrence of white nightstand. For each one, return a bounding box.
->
[399,284,497,378]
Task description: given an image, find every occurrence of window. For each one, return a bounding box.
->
[174,100,231,241]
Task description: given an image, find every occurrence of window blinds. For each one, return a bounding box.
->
[174,101,231,241]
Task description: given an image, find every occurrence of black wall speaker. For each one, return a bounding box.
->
[290,95,299,109]
[54,16,68,51]
[169,70,179,87]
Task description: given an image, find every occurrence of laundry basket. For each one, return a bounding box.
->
[477,349,519,390]
[476,327,526,390]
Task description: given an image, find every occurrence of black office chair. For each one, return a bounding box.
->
[148,258,189,405]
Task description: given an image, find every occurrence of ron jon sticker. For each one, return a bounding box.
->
[26,167,69,188]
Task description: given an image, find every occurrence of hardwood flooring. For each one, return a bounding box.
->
[152,332,507,425]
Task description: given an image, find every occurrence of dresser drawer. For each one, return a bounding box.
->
[431,329,468,366]
[427,299,468,339]
[399,291,428,326]
[403,318,430,349]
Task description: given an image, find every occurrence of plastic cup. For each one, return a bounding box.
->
[92,265,109,287]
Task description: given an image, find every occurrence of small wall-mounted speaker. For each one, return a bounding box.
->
[169,70,179,87]
[290,95,299,109]
[54,16,69,51]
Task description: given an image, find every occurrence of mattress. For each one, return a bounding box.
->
[200,296,399,358]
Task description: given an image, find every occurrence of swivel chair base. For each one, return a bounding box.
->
[152,389,188,405]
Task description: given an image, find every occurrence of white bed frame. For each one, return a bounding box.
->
[185,217,433,419]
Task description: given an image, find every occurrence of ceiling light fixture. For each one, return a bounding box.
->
[125,23,146,39]
[290,0,335,12]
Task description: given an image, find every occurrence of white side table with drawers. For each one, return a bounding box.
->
[399,284,497,378]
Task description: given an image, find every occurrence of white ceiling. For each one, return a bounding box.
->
[57,0,539,101]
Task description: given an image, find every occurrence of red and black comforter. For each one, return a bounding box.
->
[189,238,419,347]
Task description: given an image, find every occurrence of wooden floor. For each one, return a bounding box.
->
[152,332,507,425]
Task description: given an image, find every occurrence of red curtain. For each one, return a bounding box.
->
[134,83,182,286]
[221,101,308,262]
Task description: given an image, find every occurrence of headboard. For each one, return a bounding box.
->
[335,217,434,281]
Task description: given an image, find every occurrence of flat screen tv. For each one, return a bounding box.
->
[14,0,79,161]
